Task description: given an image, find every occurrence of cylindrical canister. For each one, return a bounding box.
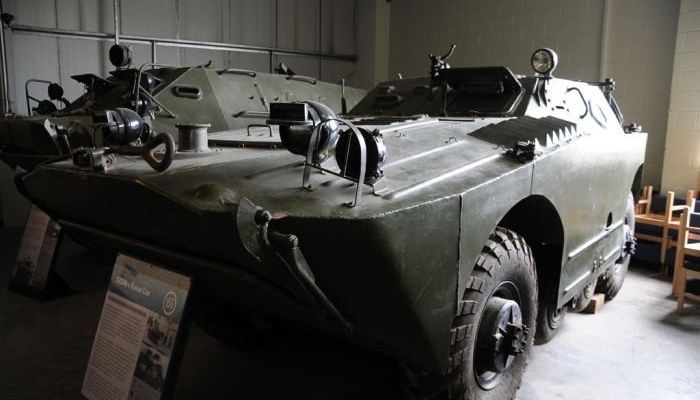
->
[176,123,211,152]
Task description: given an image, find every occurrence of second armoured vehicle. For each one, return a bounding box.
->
[16,48,645,399]
[0,62,365,171]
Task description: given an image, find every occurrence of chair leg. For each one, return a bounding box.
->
[672,266,681,297]
[676,268,687,314]
[672,242,684,297]
[661,227,669,268]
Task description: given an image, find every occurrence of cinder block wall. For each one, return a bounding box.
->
[605,0,679,188]
[661,0,700,192]
[389,0,604,81]
[389,0,680,188]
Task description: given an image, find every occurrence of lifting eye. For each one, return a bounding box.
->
[172,85,202,100]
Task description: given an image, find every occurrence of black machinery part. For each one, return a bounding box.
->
[271,101,340,163]
[98,107,151,146]
[109,44,132,68]
[335,127,386,184]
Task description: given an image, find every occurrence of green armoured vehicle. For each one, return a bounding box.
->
[0,63,365,171]
[16,48,645,399]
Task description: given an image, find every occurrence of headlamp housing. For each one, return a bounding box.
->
[531,48,558,76]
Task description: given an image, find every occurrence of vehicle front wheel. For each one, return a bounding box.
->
[447,228,537,400]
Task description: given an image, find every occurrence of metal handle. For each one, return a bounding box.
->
[24,79,52,115]
[217,68,256,77]
[286,75,317,85]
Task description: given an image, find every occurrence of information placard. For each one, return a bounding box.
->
[8,205,63,299]
[82,254,192,400]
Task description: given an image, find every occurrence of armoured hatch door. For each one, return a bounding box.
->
[206,68,270,129]
[154,68,229,133]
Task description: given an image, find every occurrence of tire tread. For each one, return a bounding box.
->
[447,228,537,400]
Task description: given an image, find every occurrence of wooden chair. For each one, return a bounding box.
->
[635,189,695,264]
[671,206,700,313]
[663,190,696,265]
[635,185,653,214]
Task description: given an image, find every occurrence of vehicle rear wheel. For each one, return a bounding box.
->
[596,193,635,301]
[447,228,537,400]
[534,301,566,345]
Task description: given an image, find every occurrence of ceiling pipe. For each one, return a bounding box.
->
[113,0,120,45]
[0,2,11,113]
[10,24,357,61]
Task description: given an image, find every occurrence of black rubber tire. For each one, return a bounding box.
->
[534,301,566,345]
[447,228,537,400]
[596,193,635,301]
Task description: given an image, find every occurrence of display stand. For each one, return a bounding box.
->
[81,254,193,400]
[8,205,70,300]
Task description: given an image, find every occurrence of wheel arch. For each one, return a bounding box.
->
[631,163,644,201]
[497,194,565,304]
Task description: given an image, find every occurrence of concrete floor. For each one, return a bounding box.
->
[1,227,698,400]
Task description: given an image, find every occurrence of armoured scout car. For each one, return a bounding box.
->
[16,48,646,399]
[0,64,365,171]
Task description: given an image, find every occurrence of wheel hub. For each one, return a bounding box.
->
[547,304,564,329]
[477,297,529,375]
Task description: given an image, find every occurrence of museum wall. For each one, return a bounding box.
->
[389,0,605,80]
[1,0,371,117]
[604,0,679,188]
[388,0,680,189]
[661,0,700,192]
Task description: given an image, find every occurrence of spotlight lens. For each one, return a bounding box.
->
[531,48,557,75]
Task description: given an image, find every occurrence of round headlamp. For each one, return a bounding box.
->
[531,48,558,76]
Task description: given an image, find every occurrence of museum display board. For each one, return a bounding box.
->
[8,205,63,299]
[82,254,192,400]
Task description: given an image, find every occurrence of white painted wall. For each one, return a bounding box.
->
[1,0,370,116]
[661,0,700,192]
[388,0,679,188]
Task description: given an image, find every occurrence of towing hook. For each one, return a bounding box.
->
[107,132,175,172]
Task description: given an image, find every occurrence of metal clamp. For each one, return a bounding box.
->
[302,118,367,208]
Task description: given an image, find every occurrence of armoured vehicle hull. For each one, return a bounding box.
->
[0,66,365,170]
[16,51,646,398]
